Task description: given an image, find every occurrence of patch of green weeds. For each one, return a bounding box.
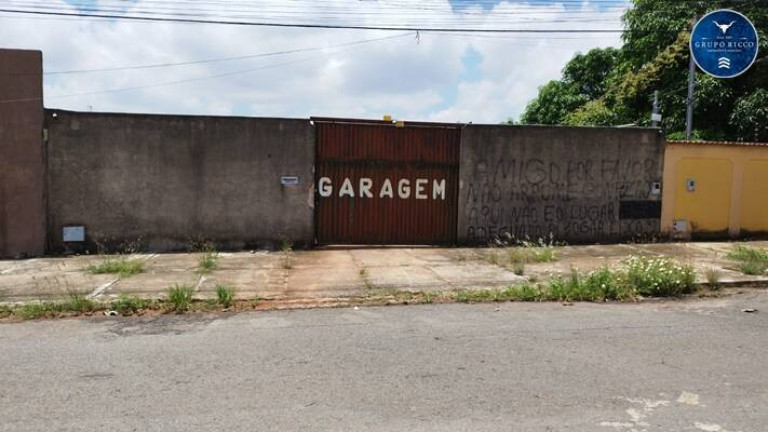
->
[448,257,692,305]
[86,258,145,278]
[738,261,765,276]
[516,235,560,262]
[529,247,557,263]
[726,245,768,263]
[624,256,696,297]
[62,291,96,313]
[166,284,195,312]
[279,240,293,253]
[726,245,768,275]
[252,294,260,307]
[110,293,152,315]
[197,245,219,275]
[215,284,236,308]
[423,292,434,304]
[549,267,631,302]
[15,302,56,320]
[518,283,544,301]
[505,237,558,271]
[0,304,12,319]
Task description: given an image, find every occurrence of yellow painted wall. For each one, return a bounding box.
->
[673,158,732,232]
[661,143,768,238]
[741,160,768,232]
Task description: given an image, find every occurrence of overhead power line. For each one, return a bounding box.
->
[44,32,410,75]
[0,31,413,104]
[0,8,626,33]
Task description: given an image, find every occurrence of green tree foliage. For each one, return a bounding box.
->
[563,47,621,100]
[519,0,768,141]
[730,89,768,142]
[564,99,624,127]
[520,81,588,125]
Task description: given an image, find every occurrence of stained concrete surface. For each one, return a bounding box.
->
[0,49,45,258]
[0,292,766,431]
[1,242,767,303]
[45,110,315,252]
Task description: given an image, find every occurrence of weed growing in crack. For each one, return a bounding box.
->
[111,293,153,315]
[705,267,722,290]
[166,284,195,312]
[215,284,236,308]
[86,258,145,278]
[726,245,768,275]
[197,244,219,275]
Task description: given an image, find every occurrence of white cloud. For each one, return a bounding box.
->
[0,0,628,123]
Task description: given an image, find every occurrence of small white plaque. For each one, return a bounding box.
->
[281,176,300,186]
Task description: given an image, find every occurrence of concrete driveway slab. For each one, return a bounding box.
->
[0,271,115,301]
[107,270,199,297]
[429,263,523,287]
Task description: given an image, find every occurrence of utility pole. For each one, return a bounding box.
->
[651,90,661,127]
[685,51,696,139]
[686,13,698,140]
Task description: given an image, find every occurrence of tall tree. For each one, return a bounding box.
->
[518,0,768,141]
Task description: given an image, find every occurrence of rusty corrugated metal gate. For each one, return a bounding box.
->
[314,119,461,245]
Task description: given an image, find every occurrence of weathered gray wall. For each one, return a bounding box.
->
[46,110,314,252]
[0,49,45,258]
[459,125,664,244]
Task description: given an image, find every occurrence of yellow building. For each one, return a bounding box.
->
[661,140,768,239]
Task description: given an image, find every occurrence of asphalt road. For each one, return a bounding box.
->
[1,292,767,432]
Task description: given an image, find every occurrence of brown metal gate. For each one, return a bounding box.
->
[314,119,460,245]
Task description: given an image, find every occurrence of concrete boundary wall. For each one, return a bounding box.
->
[45,110,315,252]
[459,125,665,244]
[0,49,45,258]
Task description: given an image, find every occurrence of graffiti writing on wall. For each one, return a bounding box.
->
[465,157,660,242]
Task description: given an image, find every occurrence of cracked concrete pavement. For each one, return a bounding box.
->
[1,241,767,303]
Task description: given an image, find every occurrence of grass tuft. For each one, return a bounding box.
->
[726,245,768,275]
[197,246,219,275]
[726,245,768,263]
[705,267,722,289]
[279,240,293,253]
[86,258,145,278]
[111,293,152,315]
[63,292,96,313]
[738,261,765,276]
[215,284,236,308]
[166,284,195,311]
